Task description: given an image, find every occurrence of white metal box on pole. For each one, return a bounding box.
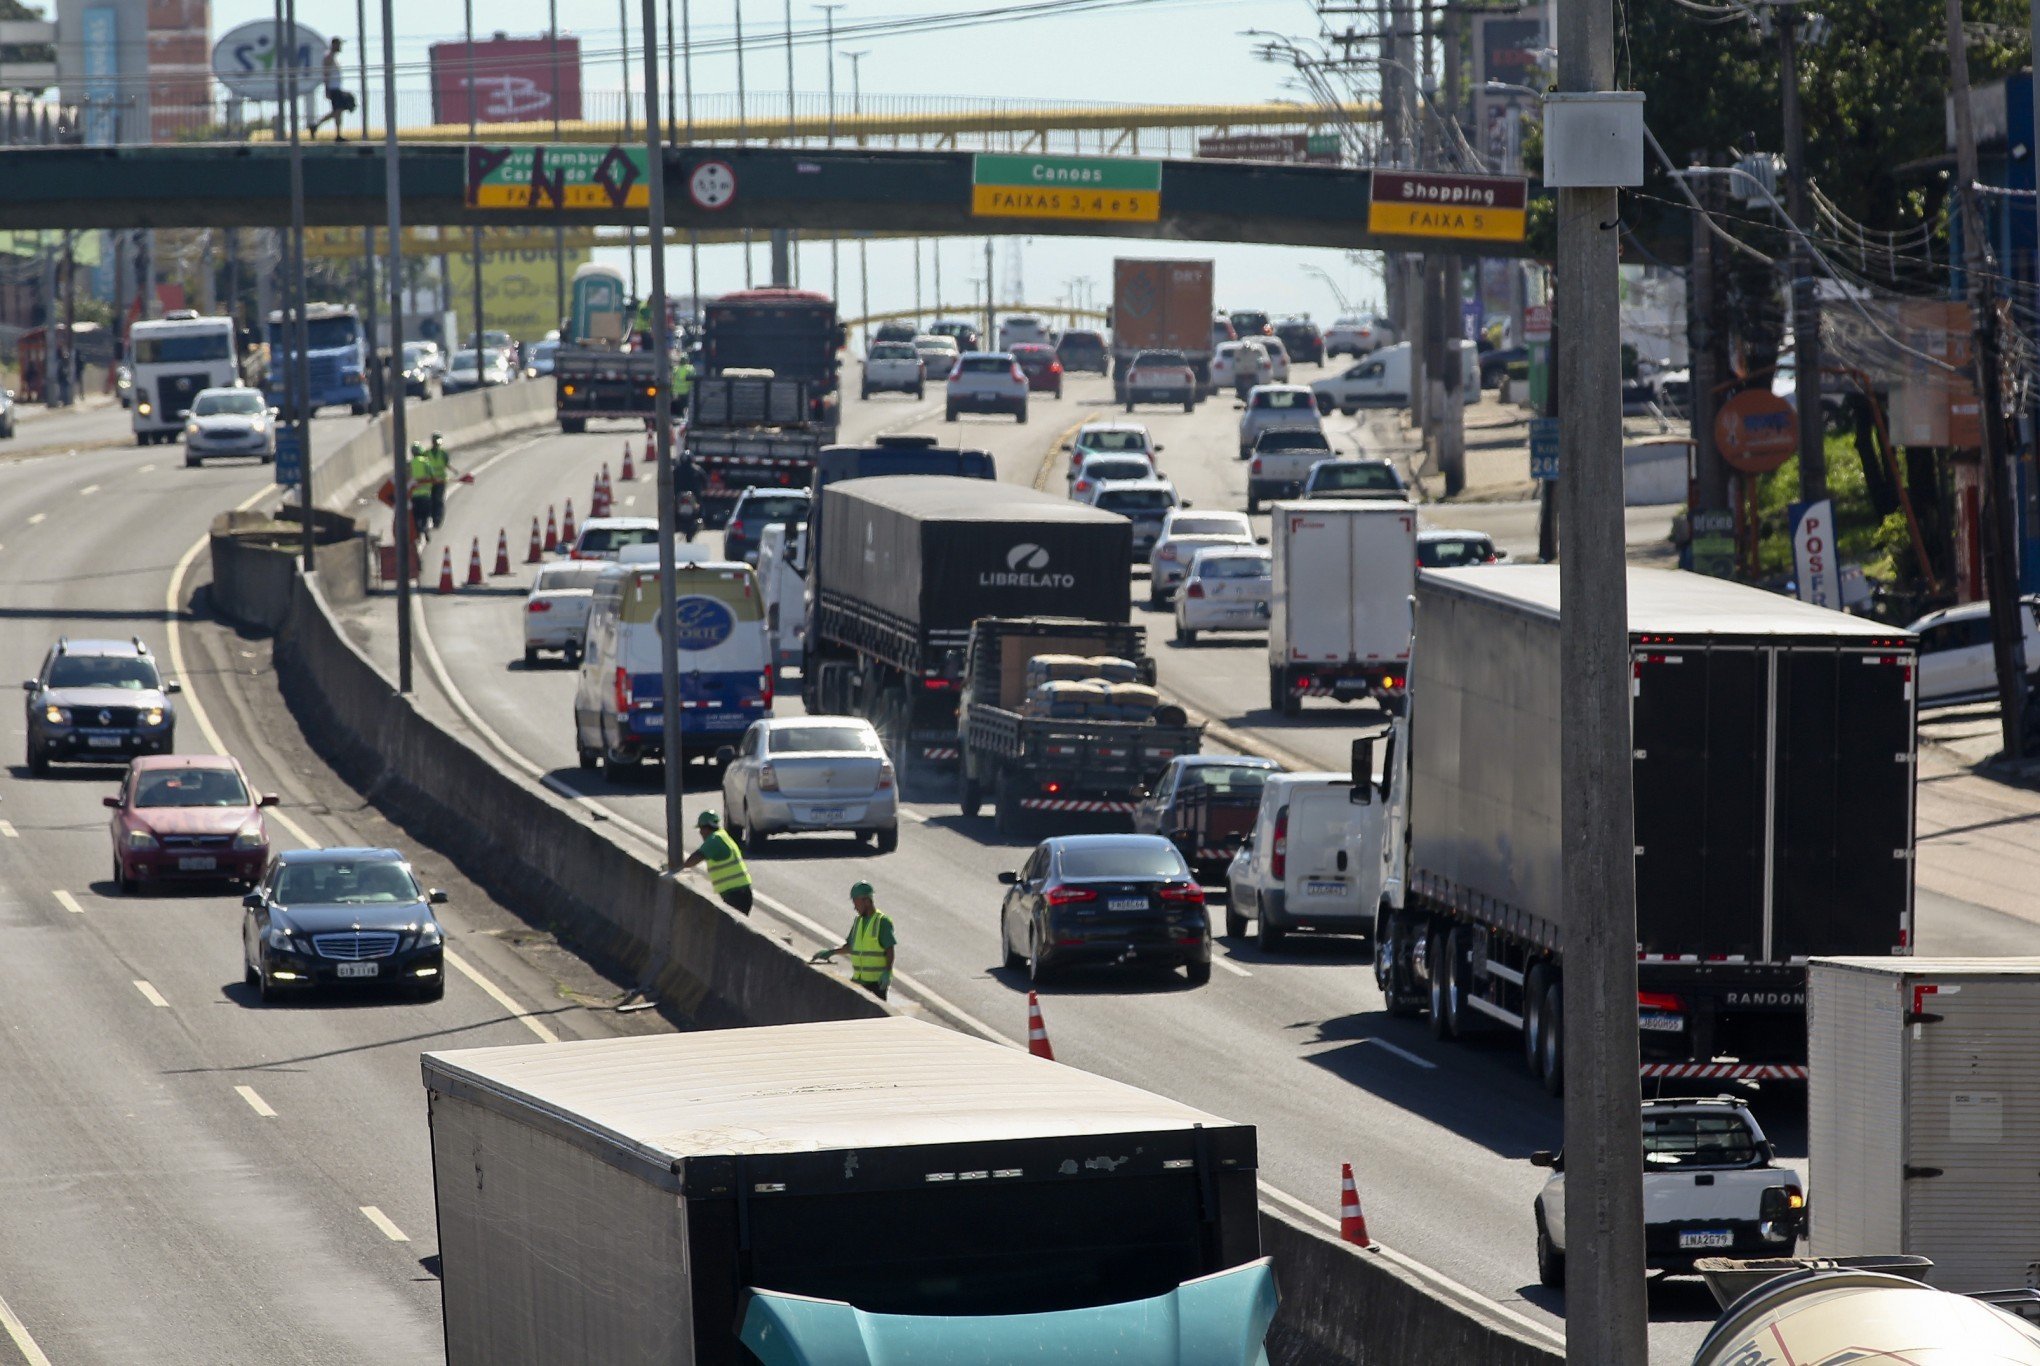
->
[1808,957,2040,1292]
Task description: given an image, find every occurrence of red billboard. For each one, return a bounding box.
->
[429,36,582,125]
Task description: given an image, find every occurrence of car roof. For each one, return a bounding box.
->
[1264,772,1356,790]
[1092,476,1174,493]
[193,385,252,397]
[1010,343,1053,353]
[1077,421,1148,435]
[1418,527,1491,542]
[1042,833,1180,852]
[957,350,1016,360]
[129,753,242,772]
[276,846,405,864]
[53,637,149,658]
[1250,383,1314,396]
[760,715,875,731]
[1175,754,1281,770]
[732,486,810,501]
[577,516,659,531]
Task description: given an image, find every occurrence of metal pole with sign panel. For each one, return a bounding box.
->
[640,0,684,868]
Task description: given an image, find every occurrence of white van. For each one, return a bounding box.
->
[755,521,807,678]
[997,315,1051,350]
[1310,341,1477,415]
[1223,771,1386,949]
[571,556,771,776]
[1267,500,1417,715]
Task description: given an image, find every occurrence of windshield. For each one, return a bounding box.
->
[1082,430,1151,452]
[1082,459,1152,483]
[577,525,660,554]
[870,343,916,360]
[1251,389,1311,410]
[134,767,250,808]
[269,316,360,351]
[1419,537,1495,568]
[958,356,1013,374]
[767,724,881,754]
[402,344,434,364]
[134,331,232,365]
[1313,463,1402,492]
[617,568,762,625]
[1172,516,1246,538]
[1259,431,1330,451]
[276,859,421,906]
[1098,488,1175,512]
[1132,351,1185,367]
[1177,764,1273,797]
[452,350,480,369]
[48,655,158,690]
[192,391,263,416]
[1642,1112,1759,1168]
[1194,555,1270,580]
[536,564,606,592]
[734,495,809,522]
[1059,842,1188,880]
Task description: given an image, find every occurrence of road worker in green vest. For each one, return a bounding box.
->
[813,881,896,1001]
[681,809,752,914]
[671,353,695,417]
[424,431,453,530]
[406,442,435,539]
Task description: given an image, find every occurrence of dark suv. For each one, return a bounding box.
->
[1275,319,1325,365]
[24,637,179,774]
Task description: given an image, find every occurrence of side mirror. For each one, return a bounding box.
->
[1132,785,1150,799]
[21,679,37,691]
[259,793,280,807]
[103,794,122,808]
[1530,1150,1561,1170]
[163,681,182,694]
[1493,548,1510,561]
[1153,444,1165,453]
[997,870,1018,885]
[428,888,449,904]
[1256,536,1270,545]
[1350,735,1375,804]
[242,891,264,909]
[1180,499,1193,510]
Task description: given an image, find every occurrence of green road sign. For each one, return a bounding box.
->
[971,153,1162,223]
[466,145,650,211]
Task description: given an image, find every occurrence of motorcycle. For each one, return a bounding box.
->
[676,491,701,542]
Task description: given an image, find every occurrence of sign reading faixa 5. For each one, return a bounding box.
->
[1366,171,1528,244]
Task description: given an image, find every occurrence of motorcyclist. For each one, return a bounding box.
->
[673,455,705,542]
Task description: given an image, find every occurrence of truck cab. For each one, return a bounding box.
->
[266,302,369,418]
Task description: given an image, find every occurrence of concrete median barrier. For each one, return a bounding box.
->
[308,379,560,514]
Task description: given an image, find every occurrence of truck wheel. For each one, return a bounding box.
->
[1523,963,1550,1076]
[1254,895,1286,951]
[994,771,1024,836]
[1376,909,1420,1017]
[1428,930,1456,1040]
[959,772,983,819]
[561,417,586,434]
[1272,667,1301,718]
[1536,1209,1565,1289]
[1441,928,1475,1037]
[1539,977,1565,1097]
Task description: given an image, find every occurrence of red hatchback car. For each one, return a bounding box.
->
[106,754,276,893]
[1009,344,1064,398]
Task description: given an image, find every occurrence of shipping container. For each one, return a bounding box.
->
[1112,258,1217,385]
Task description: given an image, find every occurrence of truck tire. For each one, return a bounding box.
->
[1441,927,1476,1037]
[1536,1209,1565,1289]
[1272,667,1301,718]
[994,771,1024,836]
[1428,929,1456,1040]
[1523,962,1550,1076]
[1254,894,1286,951]
[1538,977,1564,1097]
[561,417,586,434]
[959,772,983,819]
[1375,908,1420,1017]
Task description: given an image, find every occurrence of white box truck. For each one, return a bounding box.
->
[1266,499,1417,715]
[423,1017,1275,1365]
[1808,957,2040,1292]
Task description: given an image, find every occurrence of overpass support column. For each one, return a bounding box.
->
[769,230,792,288]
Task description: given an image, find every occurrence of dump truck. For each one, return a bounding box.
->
[423,1017,1275,1366]
[1376,566,1916,1094]
[1111,258,1216,394]
[555,262,660,432]
[804,476,1131,780]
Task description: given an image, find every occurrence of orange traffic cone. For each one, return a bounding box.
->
[620,440,636,482]
[598,463,613,513]
[561,498,577,544]
[1026,991,1055,1061]
[436,547,455,594]
[492,528,511,576]
[543,506,559,552]
[526,517,544,564]
[1339,1164,1370,1246]
[465,537,484,587]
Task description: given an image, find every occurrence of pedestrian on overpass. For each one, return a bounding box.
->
[682,810,753,914]
[406,442,434,540]
[812,882,896,1001]
[308,38,354,141]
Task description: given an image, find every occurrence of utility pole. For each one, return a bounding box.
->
[684,0,700,315]
[1552,0,1649,1358]
[984,238,994,349]
[817,3,842,301]
[551,0,567,335]
[382,0,413,693]
[465,0,489,382]
[642,0,684,865]
[1946,0,2028,757]
[1778,7,1824,501]
[285,0,316,571]
[356,0,377,410]
[1435,1,1465,496]
[1687,150,1732,566]
[736,0,753,288]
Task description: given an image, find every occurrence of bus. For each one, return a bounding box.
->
[129,311,238,445]
[266,302,370,418]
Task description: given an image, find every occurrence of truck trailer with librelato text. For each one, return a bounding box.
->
[423,1018,1275,1366]
[1375,566,1916,1094]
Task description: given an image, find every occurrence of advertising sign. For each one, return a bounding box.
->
[1714,388,1798,473]
[444,242,593,340]
[79,6,118,145]
[428,36,582,124]
[466,145,649,211]
[1473,13,1545,167]
[1789,498,1838,609]
[1529,416,1559,480]
[211,19,325,101]
[970,154,1162,224]
[1366,171,1528,244]
[274,425,303,487]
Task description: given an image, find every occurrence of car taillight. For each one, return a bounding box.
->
[1272,807,1288,880]
[1159,881,1204,905]
[759,763,779,791]
[876,764,894,790]
[614,667,632,714]
[1251,458,1262,474]
[1045,885,1097,906]
[527,599,552,612]
[1011,365,1026,383]
[1185,581,1205,599]
[1075,480,1091,494]
[727,520,746,542]
[1050,362,1062,374]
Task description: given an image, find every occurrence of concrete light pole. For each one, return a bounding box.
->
[641,0,684,866]
[464,0,488,383]
[381,0,414,692]
[816,2,843,300]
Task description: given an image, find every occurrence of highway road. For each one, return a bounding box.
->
[337,364,2039,1361]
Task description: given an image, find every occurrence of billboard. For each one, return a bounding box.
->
[429,36,582,125]
[1473,13,1545,170]
[444,242,591,341]
[80,5,117,144]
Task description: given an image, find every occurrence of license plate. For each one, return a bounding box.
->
[1108,896,1148,912]
[177,856,216,871]
[86,735,122,748]
[335,962,379,979]
[807,807,845,822]
[1678,1230,1733,1250]
[1304,879,1345,897]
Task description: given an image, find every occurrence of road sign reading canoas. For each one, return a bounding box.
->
[971,154,1162,224]
[1367,171,1528,244]
[466,145,650,211]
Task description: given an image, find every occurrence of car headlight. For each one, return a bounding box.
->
[124,829,158,850]
[232,825,265,850]
[186,422,200,436]
[138,401,152,415]
[415,922,444,945]
[142,707,165,726]
[250,418,266,433]
[265,925,294,950]
[42,703,65,724]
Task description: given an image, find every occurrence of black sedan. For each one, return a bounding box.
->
[998,834,1211,986]
[242,847,448,1002]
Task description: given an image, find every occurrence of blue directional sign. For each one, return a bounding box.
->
[274,426,303,487]
[1529,417,1559,481]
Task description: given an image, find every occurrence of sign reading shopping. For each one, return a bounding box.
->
[1366,171,1529,244]
[970,154,1162,224]
[465,145,650,212]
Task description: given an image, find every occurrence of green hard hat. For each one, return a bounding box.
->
[697,810,720,828]
[849,880,875,901]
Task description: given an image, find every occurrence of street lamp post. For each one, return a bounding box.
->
[551,0,566,333]
[842,49,867,322]
[284,0,315,570]
[464,0,488,384]
[382,0,414,692]
[737,0,753,287]
[816,3,842,300]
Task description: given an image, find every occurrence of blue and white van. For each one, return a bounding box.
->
[572,550,772,775]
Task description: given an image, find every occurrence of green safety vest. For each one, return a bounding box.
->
[700,829,751,894]
[673,362,694,398]
[425,445,450,487]
[848,910,894,987]
[408,453,434,494]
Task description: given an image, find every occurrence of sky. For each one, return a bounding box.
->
[206,0,1388,325]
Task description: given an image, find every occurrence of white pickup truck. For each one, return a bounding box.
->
[1245,428,1334,514]
[860,341,926,399]
[1531,1097,1807,1290]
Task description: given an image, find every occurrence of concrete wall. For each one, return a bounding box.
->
[208,507,367,629]
[313,379,558,513]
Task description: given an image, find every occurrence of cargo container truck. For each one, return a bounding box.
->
[1110,258,1216,393]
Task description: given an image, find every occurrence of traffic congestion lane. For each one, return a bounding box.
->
[0,402,611,1363]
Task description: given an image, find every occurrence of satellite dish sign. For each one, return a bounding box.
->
[212,20,327,101]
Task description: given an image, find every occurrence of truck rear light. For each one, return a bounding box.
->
[760,670,774,709]
[614,667,632,714]
[1045,886,1096,906]
[1272,807,1288,880]
[1044,780,1063,794]
[1637,991,1684,1011]
[1159,881,1204,905]
[527,599,552,612]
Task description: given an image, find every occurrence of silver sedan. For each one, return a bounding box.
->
[183,387,276,465]
[721,716,899,854]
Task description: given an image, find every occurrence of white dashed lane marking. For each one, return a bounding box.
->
[234,1085,277,1117]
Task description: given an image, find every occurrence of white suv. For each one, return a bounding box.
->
[944,352,1030,423]
[861,341,925,399]
[997,315,1050,350]
[1325,314,1395,358]
[1236,384,1323,459]
[1908,596,2040,709]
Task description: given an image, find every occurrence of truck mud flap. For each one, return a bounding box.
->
[1639,1063,1808,1080]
